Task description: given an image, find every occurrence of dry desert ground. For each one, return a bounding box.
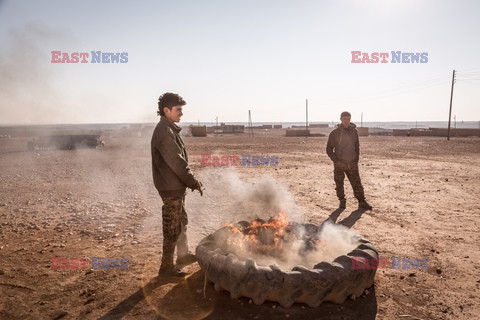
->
[0,127,479,319]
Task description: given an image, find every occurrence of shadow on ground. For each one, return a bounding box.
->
[100,208,375,319]
[327,208,367,228]
[99,269,377,320]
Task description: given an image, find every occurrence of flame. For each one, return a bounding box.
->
[225,212,292,254]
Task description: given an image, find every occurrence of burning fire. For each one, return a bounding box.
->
[220,212,358,270]
[226,212,300,255]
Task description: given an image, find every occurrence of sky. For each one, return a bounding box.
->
[0,0,479,124]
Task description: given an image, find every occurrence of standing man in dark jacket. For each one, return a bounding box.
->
[326,111,372,210]
[152,92,203,277]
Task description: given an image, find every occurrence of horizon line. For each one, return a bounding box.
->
[1,120,479,127]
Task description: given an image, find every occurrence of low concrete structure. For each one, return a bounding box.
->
[190,125,207,137]
[286,129,310,137]
[357,127,369,136]
[309,123,329,128]
[393,128,480,137]
[430,128,480,137]
[221,125,245,133]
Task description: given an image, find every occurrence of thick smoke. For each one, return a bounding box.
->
[185,166,304,244]
[0,23,71,124]
[196,166,303,221]
[187,168,360,270]
[179,126,192,137]
[218,219,360,271]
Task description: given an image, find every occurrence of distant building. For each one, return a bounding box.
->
[309,124,329,128]
[190,125,207,137]
[205,124,245,134]
[221,125,245,133]
[393,128,480,137]
[357,127,369,136]
[286,129,310,137]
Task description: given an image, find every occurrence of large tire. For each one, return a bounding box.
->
[196,224,378,308]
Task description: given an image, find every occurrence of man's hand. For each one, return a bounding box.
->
[196,181,204,196]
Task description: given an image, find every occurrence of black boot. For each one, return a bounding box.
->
[358,200,373,210]
[158,265,187,277]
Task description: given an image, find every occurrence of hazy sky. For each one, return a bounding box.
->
[0,0,479,124]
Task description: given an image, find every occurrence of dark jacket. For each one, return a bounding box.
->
[326,123,359,163]
[151,116,198,198]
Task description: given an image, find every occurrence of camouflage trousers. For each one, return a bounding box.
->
[333,160,366,202]
[160,195,189,268]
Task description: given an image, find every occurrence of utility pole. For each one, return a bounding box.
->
[248,110,253,138]
[447,69,456,141]
[305,98,309,138]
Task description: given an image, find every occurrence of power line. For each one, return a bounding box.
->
[456,67,480,72]
[326,72,451,104]
[327,78,450,104]
[456,76,480,80]
[248,110,253,138]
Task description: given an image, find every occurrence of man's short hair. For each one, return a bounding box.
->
[340,111,351,118]
[157,92,186,116]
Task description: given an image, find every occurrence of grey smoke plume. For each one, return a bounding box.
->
[223,220,360,270]
[0,23,70,124]
[195,166,304,222]
[186,168,360,270]
[179,126,192,137]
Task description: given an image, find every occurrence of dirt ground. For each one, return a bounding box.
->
[0,127,479,320]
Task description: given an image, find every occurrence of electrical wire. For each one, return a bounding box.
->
[325,68,480,105]
[327,76,450,104]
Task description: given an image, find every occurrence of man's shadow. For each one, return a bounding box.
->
[98,275,186,320]
[327,207,367,228]
[100,269,377,320]
[98,208,372,319]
